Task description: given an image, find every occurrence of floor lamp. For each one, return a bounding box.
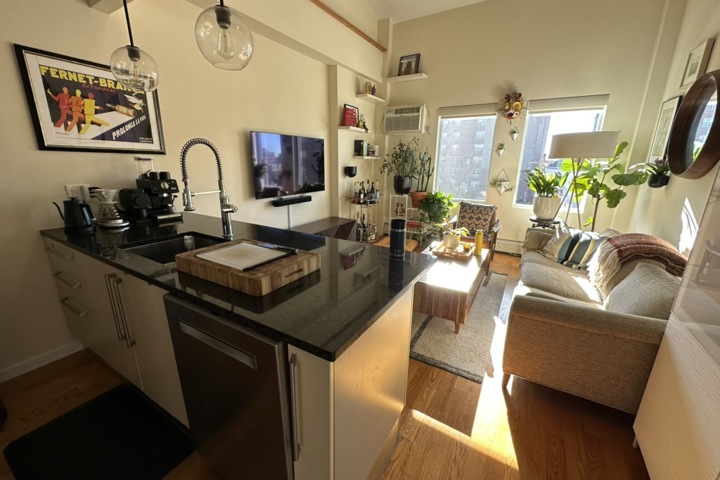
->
[548,131,620,228]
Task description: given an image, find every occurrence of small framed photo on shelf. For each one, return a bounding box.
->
[680,38,715,89]
[398,54,420,76]
[648,96,682,164]
[342,103,359,127]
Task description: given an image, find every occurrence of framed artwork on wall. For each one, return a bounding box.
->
[13,44,165,153]
[680,38,715,89]
[648,96,682,164]
[398,54,420,76]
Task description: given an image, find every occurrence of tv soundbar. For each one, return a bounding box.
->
[271,195,312,207]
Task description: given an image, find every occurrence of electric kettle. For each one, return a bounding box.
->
[53,198,96,230]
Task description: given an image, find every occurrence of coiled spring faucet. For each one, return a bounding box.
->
[180,138,237,240]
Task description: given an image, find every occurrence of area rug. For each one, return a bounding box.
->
[410,272,507,383]
[3,384,193,480]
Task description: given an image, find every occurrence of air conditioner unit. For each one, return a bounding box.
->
[383,105,427,134]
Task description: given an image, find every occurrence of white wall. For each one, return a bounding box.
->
[627,0,720,252]
[387,0,682,246]
[0,0,381,379]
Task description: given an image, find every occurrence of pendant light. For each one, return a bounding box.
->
[110,0,159,92]
[195,0,254,70]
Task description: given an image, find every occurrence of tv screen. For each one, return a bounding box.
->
[250,131,325,199]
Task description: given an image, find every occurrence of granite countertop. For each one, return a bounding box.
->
[40,213,434,361]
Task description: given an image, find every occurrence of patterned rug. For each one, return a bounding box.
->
[410,272,508,383]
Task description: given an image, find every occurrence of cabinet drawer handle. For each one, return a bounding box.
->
[46,243,74,260]
[107,274,136,348]
[52,271,81,289]
[105,274,127,343]
[289,353,301,461]
[60,297,89,317]
[179,321,257,369]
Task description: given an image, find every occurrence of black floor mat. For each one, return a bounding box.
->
[3,384,193,480]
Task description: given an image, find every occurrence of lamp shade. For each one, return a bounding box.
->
[110,45,159,92]
[195,4,254,70]
[548,131,620,159]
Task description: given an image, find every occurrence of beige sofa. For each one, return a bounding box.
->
[502,227,685,414]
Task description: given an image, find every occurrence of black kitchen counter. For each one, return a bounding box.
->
[40,213,434,361]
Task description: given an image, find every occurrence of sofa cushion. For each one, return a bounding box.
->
[542,224,609,269]
[604,263,680,319]
[521,251,603,304]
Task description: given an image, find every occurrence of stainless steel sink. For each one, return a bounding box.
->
[121,232,225,265]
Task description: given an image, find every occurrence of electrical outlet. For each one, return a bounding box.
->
[64,184,90,201]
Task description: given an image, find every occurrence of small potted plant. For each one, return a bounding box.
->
[437,221,469,249]
[642,157,670,188]
[419,191,456,239]
[410,147,434,207]
[524,166,567,220]
[380,137,419,194]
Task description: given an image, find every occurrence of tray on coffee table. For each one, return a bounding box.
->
[431,242,476,261]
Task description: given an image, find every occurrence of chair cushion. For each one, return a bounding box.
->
[604,262,680,319]
[542,223,609,269]
[456,202,495,234]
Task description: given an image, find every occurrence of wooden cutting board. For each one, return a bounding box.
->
[175,239,321,297]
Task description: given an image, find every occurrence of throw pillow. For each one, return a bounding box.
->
[542,224,607,269]
[604,262,680,319]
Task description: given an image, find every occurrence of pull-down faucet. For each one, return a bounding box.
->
[179,138,237,240]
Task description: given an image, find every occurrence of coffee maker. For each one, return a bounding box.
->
[119,157,182,224]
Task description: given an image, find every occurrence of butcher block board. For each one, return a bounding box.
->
[175,239,321,297]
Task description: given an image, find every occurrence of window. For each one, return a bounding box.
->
[514,96,609,210]
[435,105,498,202]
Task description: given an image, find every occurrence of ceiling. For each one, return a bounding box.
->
[366,0,486,23]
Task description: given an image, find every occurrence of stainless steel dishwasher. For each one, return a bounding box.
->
[164,295,294,479]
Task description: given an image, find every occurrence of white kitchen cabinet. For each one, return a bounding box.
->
[44,238,188,426]
[289,287,413,480]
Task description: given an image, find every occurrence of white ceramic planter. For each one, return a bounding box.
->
[443,233,460,249]
[533,195,561,220]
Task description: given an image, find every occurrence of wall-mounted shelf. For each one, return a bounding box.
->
[339,126,368,133]
[353,156,381,160]
[387,73,428,84]
[355,93,386,104]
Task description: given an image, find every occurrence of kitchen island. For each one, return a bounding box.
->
[40,213,435,480]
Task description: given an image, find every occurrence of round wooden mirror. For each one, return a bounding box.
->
[668,69,720,179]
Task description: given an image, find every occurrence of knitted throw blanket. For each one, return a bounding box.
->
[588,233,687,295]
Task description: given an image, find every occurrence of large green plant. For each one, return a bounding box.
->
[380,137,419,178]
[419,191,455,224]
[563,141,647,231]
[524,166,567,197]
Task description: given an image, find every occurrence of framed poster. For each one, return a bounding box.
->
[14,44,165,153]
[398,54,420,76]
[648,96,682,164]
[680,38,715,89]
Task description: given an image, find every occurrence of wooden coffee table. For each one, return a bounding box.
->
[413,243,489,334]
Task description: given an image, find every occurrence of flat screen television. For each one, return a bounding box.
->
[250,131,325,199]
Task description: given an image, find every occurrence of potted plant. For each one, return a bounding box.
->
[641,157,670,188]
[419,191,456,238]
[410,147,434,207]
[489,175,514,194]
[380,137,419,194]
[524,166,567,220]
[437,222,469,249]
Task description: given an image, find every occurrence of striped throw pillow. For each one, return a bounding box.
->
[542,224,607,269]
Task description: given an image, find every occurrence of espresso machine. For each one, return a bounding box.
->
[119,157,183,224]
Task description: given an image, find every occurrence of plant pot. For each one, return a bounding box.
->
[532,195,560,220]
[648,173,670,188]
[393,175,413,194]
[443,233,460,249]
[409,191,427,207]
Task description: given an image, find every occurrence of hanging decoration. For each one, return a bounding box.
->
[496,143,506,157]
[489,169,514,194]
[498,90,524,122]
[510,127,520,141]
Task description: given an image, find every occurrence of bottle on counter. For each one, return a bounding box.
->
[474,231,484,256]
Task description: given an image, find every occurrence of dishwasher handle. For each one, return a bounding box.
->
[179,321,257,370]
[289,353,301,461]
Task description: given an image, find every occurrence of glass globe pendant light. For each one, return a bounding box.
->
[110,0,159,92]
[195,0,254,70]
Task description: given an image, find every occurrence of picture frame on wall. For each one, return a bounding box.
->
[648,96,682,164]
[13,44,165,153]
[398,54,421,76]
[680,38,715,89]
[342,103,359,127]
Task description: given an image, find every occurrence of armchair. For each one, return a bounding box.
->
[454,202,500,263]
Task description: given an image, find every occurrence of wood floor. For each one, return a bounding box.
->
[0,253,649,479]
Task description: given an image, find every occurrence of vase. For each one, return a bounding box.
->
[648,173,670,188]
[532,195,560,221]
[393,175,413,194]
[443,233,460,249]
[409,191,427,207]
